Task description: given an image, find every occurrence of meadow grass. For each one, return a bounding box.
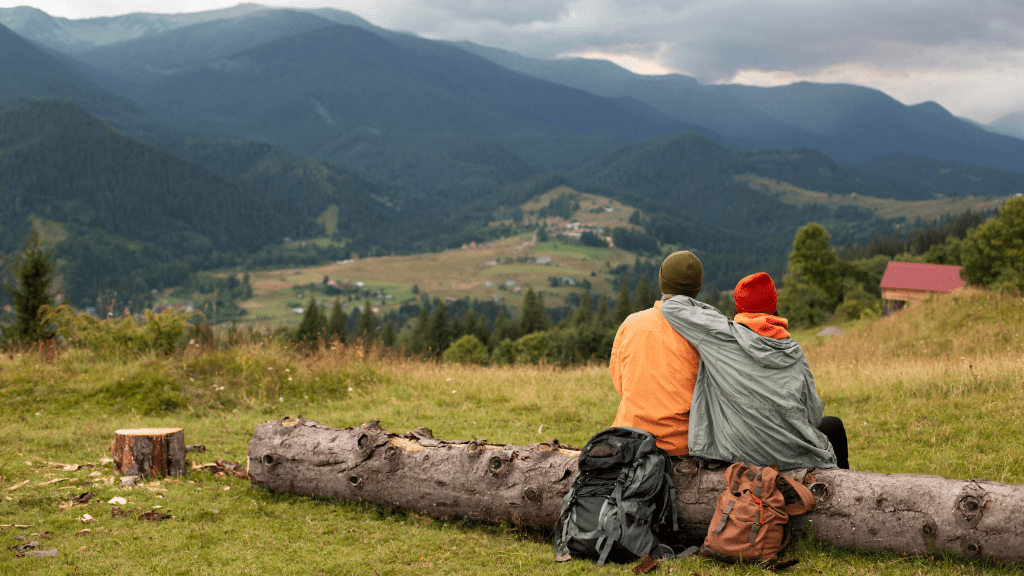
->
[2,288,1023,574]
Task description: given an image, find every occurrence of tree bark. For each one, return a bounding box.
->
[248,418,1024,564]
[111,427,187,478]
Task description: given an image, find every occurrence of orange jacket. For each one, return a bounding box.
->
[610,301,701,455]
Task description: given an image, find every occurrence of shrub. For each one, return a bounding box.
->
[42,305,193,358]
[491,338,517,365]
[442,335,489,365]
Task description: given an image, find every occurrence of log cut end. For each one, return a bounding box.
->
[111,427,187,478]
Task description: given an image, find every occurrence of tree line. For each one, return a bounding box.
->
[5,196,1023,359]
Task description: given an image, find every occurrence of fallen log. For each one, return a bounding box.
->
[248,418,1024,564]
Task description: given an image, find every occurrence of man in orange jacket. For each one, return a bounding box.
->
[609,251,703,456]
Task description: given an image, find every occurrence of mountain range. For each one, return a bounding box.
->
[1,3,1022,312]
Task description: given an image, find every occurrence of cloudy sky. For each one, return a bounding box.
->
[4,0,1024,123]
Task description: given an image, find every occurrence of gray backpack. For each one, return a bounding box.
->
[554,427,678,566]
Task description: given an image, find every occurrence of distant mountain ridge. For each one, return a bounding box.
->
[0,3,274,51]
[2,5,1021,316]
[123,21,704,182]
[0,22,152,131]
[455,41,1024,172]
[4,4,1024,176]
[989,111,1024,140]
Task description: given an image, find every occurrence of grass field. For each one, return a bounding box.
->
[228,180,1006,332]
[735,174,1006,220]
[2,289,1022,575]
[238,233,634,329]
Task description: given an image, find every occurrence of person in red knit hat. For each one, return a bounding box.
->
[658,272,849,469]
[731,273,848,468]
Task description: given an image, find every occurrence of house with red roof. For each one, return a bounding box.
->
[879,261,966,312]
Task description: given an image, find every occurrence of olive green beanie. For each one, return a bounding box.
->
[658,251,702,298]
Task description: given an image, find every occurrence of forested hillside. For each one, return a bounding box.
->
[126,23,700,182]
[0,97,1000,315]
[0,23,152,131]
[0,99,401,309]
[2,6,1021,323]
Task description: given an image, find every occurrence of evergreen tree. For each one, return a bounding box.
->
[356,299,377,345]
[240,273,253,299]
[596,293,612,328]
[781,223,843,309]
[613,279,632,325]
[633,274,653,312]
[474,313,492,345]
[490,308,515,347]
[326,299,347,344]
[347,307,362,334]
[573,288,594,327]
[778,267,832,327]
[424,302,453,357]
[381,319,397,348]
[461,310,477,340]
[295,296,326,348]
[519,288,550,335]
[408,305,431,354]
[2,230,56,344]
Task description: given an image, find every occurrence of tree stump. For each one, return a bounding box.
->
[248,418,1024,565]
[111,428,187,478]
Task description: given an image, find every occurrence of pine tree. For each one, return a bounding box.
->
[381,319,397,348]
[596,293,612,328]
[573,288,594,327]
[424,302,453,357]
[519,288,550,335]
[490,308,514,347]
[474,313,492,345]
[461,310,478,340]
[633,274,653,312]
[783,223,843,307]
[356,299,377,345]
[240,272,253,299]
[408,305,431,354]
[613,279,632,325]
[2,230,56,345]
[295,296,326,348]
[327,299,347,344]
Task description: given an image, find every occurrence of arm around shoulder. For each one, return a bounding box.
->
[659,296,727,345]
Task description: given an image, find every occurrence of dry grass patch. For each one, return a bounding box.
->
[736,174,1006,220]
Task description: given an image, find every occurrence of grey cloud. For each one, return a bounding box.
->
[416,0,572,26]
[497,0,1024,82]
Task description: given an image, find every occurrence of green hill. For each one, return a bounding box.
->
[0,23,152,131]
[0,99,400,309]
[126,23,702,185]
[573,133,924,286]
[856,152,1024,198]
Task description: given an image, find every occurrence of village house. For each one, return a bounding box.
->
[879,261,966,314]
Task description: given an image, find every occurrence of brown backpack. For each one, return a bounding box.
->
[699,463,815,568]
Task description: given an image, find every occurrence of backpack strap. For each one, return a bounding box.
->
[747,495,763,545]
[729,463,752,493]
[594,466,632,567]
[665,468,679,532]
[710,499,735,534]
[779,477,816,516]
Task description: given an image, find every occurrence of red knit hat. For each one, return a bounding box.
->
[734,272,777,314]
